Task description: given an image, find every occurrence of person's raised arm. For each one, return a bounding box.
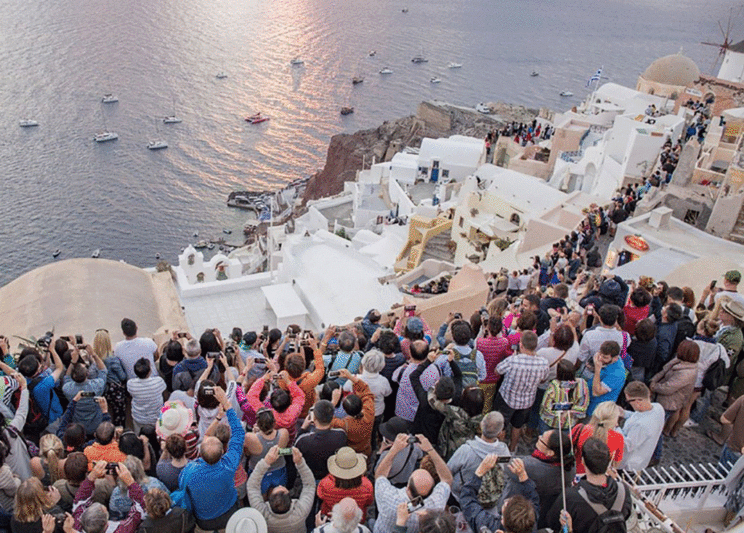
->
[49,340,66,383]
[278,371,305,422]
[199,357,215,382]
[410,354,433,406]
[246,374,267,412]
[113,463,146,533]
[375,433,409,479]
[215,386,245,470]
[416,434,452,486]
[592,353,609,397]
[339,369,374,424]
[9,373,29,431]
[219,354,236,383]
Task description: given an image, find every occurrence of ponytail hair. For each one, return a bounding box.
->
[39,434,64,484]
[547,430,574,472]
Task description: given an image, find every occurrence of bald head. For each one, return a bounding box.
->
[331,498,363,531]
[409,469,435,500]
[200,436,223,464]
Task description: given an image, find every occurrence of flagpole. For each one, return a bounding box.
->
[588,65,603,115]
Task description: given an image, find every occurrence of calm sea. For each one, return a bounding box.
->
[0,0,732,286]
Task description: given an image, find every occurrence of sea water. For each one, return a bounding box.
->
[0,0,732,286]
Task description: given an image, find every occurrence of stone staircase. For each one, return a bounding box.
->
[729,203,744,244]
[421,232,455,263]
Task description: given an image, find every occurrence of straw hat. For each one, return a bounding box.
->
[327,447,367,480]
[156,401,194,438]
[225,508,267,533]
[722,299,744,323]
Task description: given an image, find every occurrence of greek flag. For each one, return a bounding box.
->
[586,67,602,87]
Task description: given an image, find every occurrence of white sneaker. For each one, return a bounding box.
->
[683,419,699,428]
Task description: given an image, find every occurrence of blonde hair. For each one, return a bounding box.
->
[14,478,51,523]
[93,330,113,359]
[589,401,622,445]
[39,434,64,484]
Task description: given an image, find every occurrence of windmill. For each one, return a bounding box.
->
[701,6,743,74]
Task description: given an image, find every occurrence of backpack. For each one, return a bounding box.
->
[439,408,483,461]
[672,310,695,354]
[577,482,627,533]
[702,345,726,391]
[24,376,53,443]
[454,348,479,387]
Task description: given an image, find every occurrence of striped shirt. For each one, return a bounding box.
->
[127,376,166,425]
[496,354,549,409]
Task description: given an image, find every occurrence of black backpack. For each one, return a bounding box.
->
[577,482,627,533]
[672,311,695,354]
[702,344,727,391]
[24,376,53,443]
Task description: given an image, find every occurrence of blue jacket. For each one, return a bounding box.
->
[182,408,245,520]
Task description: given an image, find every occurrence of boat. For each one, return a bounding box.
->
[530,71,539,77]
[91,249,100,258]
[163,97,182,124]
[194,240,208,249]
[216,72,228,79]
[402,7,408,12]
[290,57,304,66]
[352,76,364,85]
[147,140,168,150]
[19,119,39,127]
[155,253,161,260]
[245,113,270,124]
[340,106,354,115]
[52,249,60,258]
[447,62,462,69]
[94,132,118,143]
[475,103,491,114]
[411,55,428,64]
[207,243,215,250]
[368,50,376,57]
[430,77,441,84]
[101,94,118,104]
[379,67,393,75]
[560,90,574,97]
[223,229,232,235]
[193,231,199,237]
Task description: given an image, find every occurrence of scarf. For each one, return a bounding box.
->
[532,449,561,466]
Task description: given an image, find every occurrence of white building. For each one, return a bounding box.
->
[718,39,744,84]
[390,135,486,185]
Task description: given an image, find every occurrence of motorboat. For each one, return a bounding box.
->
[223,228,232,234]
[163,116,182,124]
[430,77,441,84]
[402,7,408,12]
[411,55,428,64]
[379,67,393,74]
[155,253,161,260]
[352,76,364,85]
[52,249,61,258]
[194,240,208,249]
[147,140,168,150]
[94,132,118,142]
[368,50,376,57]
[216,72,228,79]
[290,57,304,66]
[560,90,574,97]
[475,103,491,114]
[530,71,539,77]
[193,231,199,237]
[207,243,215,250]
[102,94,118,104]
[447,62,462,69]
[91,249,100,258]
[246,113,270,124]
[19,119,39,127]
[340,106,354,115]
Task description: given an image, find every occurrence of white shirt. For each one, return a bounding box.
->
[518,274,531,290]
[127,376,166,425]
[507,276,520,291]
[578,326,624,363]
[343,371,392,416]
[619,403,665,470]
[114,337,158,380]
[536,342,580,387]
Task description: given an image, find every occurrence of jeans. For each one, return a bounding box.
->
[652,410,673,463]
[691,390,710,424]
[719,444,742,474]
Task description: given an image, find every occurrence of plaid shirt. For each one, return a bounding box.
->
[393,362,439,422]
[496,353,549,409]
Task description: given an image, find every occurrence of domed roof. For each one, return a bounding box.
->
[641,52,700,86]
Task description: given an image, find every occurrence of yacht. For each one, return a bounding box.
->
[530,71,539,77]
[430,77,441,84]
[368,50,377,57]
[340,106,354,115]
[52,249,61,258]
[147,140,168,150]
[290,58,304,66]
[447,62,462,69]
[207,243,216,250]
[102,94,118,104]
[19,119,39,127]
[379,67,393,75]
[402,8,408,13]
[194,240,208,249]
[475,103,491,114]
[411,55,428,64]
[352,76,364,85]
[163,115,182,124]
[216,72,228,79]
[560,90,574,97]
[94,132,118,143]
[223,228,232,235]
[91,249,101,258]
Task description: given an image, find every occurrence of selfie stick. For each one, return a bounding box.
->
[557,408,568,533]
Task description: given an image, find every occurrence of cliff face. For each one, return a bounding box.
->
[303,101,541,202]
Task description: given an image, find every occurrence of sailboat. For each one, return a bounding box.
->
[163,97,182,124]
[94,105,118,143]
[147,119,168,150]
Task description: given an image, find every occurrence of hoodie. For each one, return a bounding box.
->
[547,477,632,533]
[447,437,510,501]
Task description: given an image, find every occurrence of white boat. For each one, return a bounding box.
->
[91,249,100,258]
[402,7,408,12]
[94,132,118,143]
[530,71,539,77]
[475,102,491,114]
[101,94,118,104]
[411,55,428,64]
[216,72,228,79]
[290,57,304,66]
[560,90,574,97]
[19,119,39,127]
[368,50,377,57]
[379,67,393,74]
[430,77,441,84]
[163,97,182,124]
[447,62,462,69]
[147,140,168,150]
[194,240,208,249]
[52,249,61,258]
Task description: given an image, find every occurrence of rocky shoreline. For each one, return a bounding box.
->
[302,100,551,202]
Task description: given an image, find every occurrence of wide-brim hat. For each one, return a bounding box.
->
[379,417,410,442]
[722,298,744,323]
[226,508,267,533]
[327,446,367,479]
[156,400,194,438]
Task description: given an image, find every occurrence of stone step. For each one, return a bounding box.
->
[729,232,744,244]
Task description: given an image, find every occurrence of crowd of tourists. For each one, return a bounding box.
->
[0,211,743,533]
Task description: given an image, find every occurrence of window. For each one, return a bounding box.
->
[684,209,700,225]
[510,213,521,225]
[442,169,449,178]
[458,217,464,228]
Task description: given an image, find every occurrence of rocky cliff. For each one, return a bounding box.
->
[303,101,543,201]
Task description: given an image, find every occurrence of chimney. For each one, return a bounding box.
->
[648,206,673,229]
